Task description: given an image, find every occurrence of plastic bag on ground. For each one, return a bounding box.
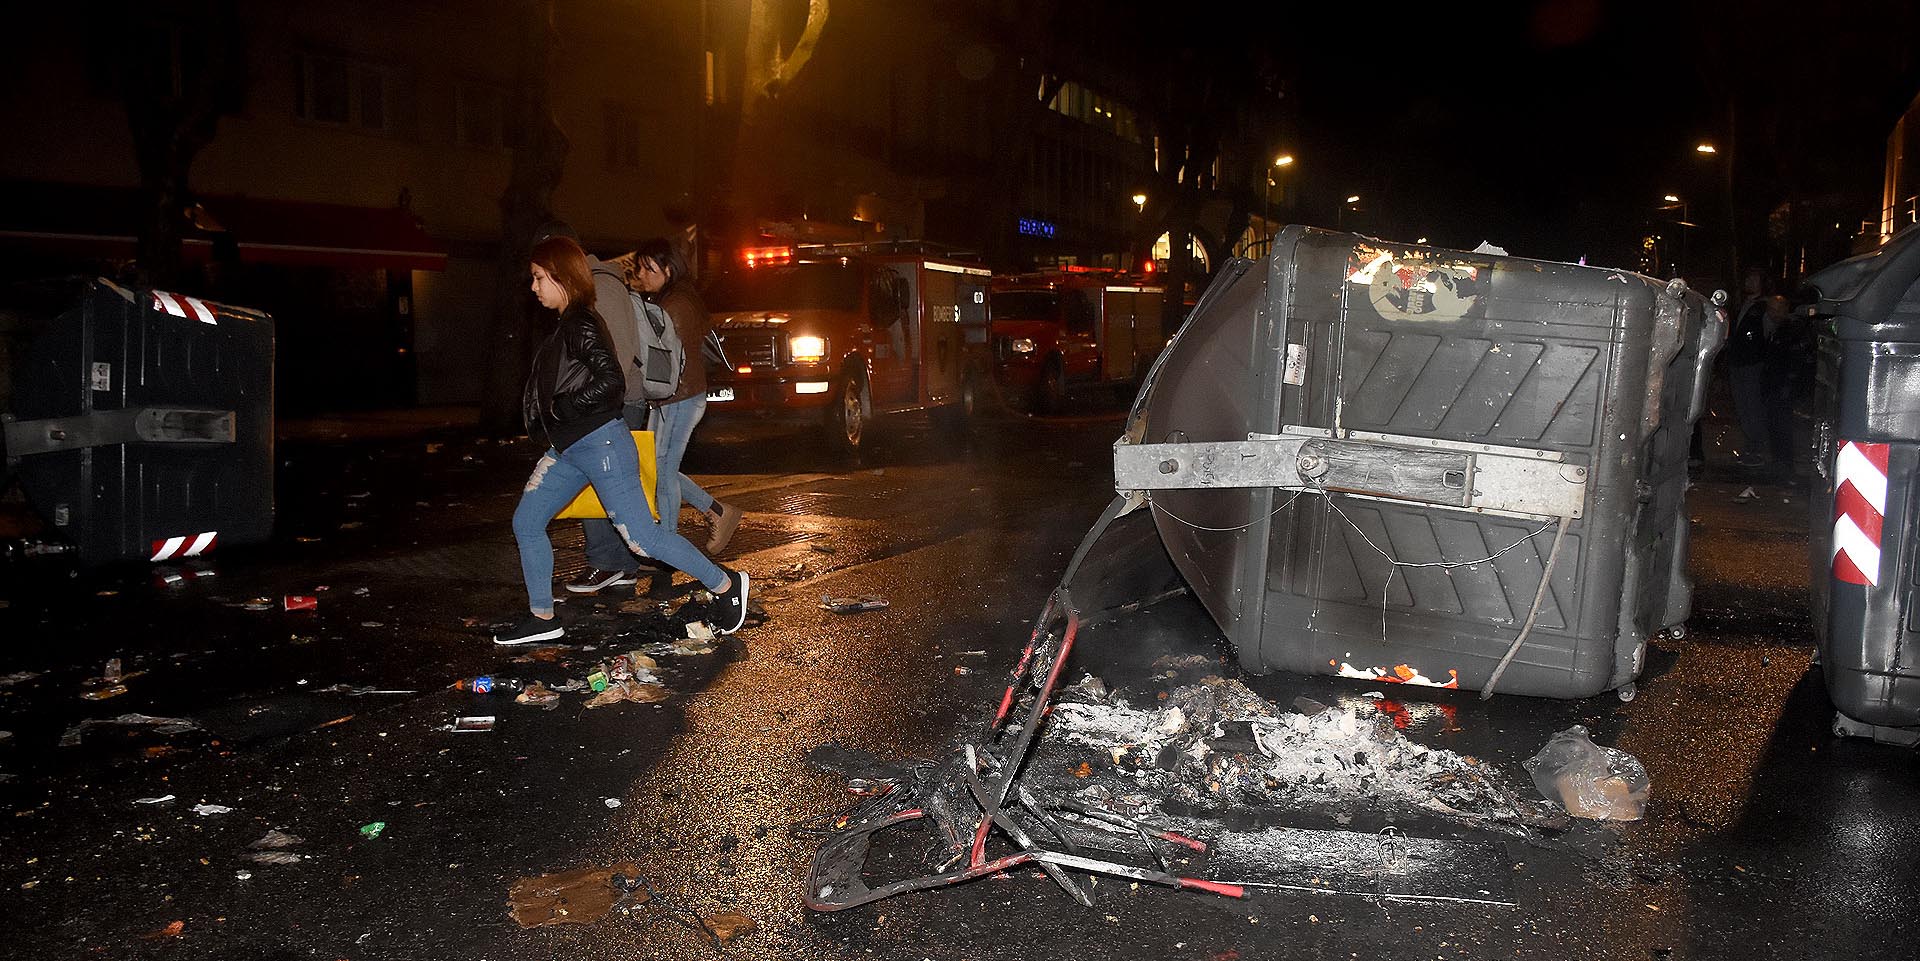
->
[1523,725,1650,821]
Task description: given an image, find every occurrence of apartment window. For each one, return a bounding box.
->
[604,101,641,170]
[297,53,390,133]
[456,83,506,149]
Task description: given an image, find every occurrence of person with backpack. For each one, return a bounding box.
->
[499,234,748,645]
[632,237,744,558]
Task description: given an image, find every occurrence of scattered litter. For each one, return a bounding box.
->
[685,621,716,641]
[284,595,318,612]
[585,680,669,709]
[0,670,42,688]
[353,586,372,596]
[1523,725,1650,821]
[704,911,756,942]
[809,542,838,554]
[140,920,186,940]
[822,594,889,614]
[59,713,200,748]
[447,716,496,733]
[248,851,304,866]
[360,621,385,628]
[80,657,131,700]
[359,822,387,839]
[1733,486,1758,504]
[515,682,561,707]
[134,795,176,805]
[953,666,975,676]
[192,804,235,816]
[587,671,610,693]
[317,684,418,696]
[507,863,642,928]
[251,829,302,850]
[604,798,622,809]
[235,870,252,880]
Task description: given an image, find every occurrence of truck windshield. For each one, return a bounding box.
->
[706,263,862,312]
[990,290,1059,321]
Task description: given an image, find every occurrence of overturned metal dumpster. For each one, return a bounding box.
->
[3,279,274,565]
[1805,223,1920,743]
[1114,227,1722,699]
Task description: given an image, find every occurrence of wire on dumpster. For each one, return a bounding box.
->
[1303,478,1560,641]
[1147,487,1310,533]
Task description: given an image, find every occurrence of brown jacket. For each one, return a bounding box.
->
[657,284,711,405]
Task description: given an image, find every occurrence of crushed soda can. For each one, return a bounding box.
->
[821,594,889,614]
[449,716,495,733]
[283,595,319,612]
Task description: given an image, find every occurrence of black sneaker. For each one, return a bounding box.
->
[713,567,750,634]
[494,615,565,646]
[564,568,639,594]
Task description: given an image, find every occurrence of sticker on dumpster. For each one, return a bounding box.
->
[151,290,218,326]
[1345,247,1487,323]
[1283,343,1307,386]
[1832,440,1889,586]
[90,362,111,392]
[150,531,218,562]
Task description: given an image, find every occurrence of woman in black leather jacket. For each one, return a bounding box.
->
[498,236,749,645]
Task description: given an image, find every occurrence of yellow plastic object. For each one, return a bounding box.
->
[554,430,660,521]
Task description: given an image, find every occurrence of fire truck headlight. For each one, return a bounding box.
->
[789,335,827,364]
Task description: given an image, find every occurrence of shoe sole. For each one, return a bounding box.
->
[716,570,750,634]
[706,505,744,555]
[564,575,639,594]
[494,624,566,645]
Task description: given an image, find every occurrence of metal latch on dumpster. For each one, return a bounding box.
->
[3,408,237,460]
[1113,428,1586,519]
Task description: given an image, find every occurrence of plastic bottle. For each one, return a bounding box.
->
[451,676,524,694]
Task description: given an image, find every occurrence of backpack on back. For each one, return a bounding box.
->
[631,293,685,400]
[593,262,683,400]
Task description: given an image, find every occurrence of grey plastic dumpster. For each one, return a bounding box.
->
[3,278,274,565]
[1112,226,1722,699]
[1806,224,1920,742]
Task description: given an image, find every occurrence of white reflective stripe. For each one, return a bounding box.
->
[1835,442,1889,512]
[151,536,186,562]
[154,292,188,318]
[183,531,218,556]
[1833,514,1883,586]
[924,261,992,276]
[184,297,217,325]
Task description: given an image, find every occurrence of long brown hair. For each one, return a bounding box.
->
[531,236,596,310]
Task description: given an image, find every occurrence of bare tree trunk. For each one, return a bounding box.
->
[480,0,570,436]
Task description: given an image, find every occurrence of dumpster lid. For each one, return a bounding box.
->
[1804,223,1920,319]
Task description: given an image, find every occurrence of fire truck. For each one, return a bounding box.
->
[702,242,992,451]
[987,268,1167,412]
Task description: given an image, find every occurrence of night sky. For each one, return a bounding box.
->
[1272,0,1918,270]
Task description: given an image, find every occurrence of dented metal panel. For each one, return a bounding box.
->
[1124,227,1715,698]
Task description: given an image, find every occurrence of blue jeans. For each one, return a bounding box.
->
[582,397,717,569]
[515,418,724,615]
[653,394,717,524]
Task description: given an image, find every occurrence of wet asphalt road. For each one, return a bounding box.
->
[1,405,1917,961]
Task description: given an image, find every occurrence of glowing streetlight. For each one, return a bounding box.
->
[1663,194,1681,203]
[1345,195,1361,204]
[1273,154,1294,167]
[1695,143,1717,154]
[1131,192,1148,212]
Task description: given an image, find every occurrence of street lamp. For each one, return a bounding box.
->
[1338,195,1360,230]
[1132,192,1147,212]
[1657,194,1694,279]
[1273,155,1294,168]
[1694,143,1717,154]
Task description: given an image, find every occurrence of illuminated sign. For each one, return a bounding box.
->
[1017,217,1057,239]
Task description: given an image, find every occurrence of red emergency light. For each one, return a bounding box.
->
[743,245,793,267]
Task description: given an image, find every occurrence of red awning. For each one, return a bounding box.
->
[0,181,447,271]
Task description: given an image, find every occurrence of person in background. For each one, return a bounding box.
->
[1725,268,1776,470]
[633,237,744,556]
[499,234,749,645]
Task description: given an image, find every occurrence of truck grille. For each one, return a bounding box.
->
[717,331,780,369]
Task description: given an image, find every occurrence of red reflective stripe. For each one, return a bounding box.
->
[1834,550,1872,587]
[1834,481,1884,543]
[183,531,218,556]
[1856,440,1890,473]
